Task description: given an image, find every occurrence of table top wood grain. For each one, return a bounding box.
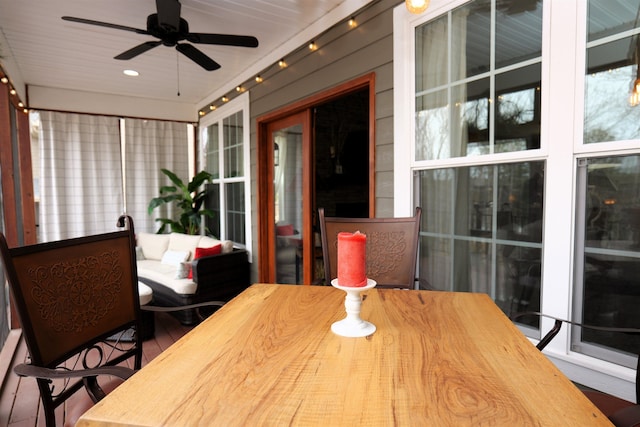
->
[77,283,612,426]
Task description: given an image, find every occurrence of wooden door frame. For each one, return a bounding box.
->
[256,73,376,284]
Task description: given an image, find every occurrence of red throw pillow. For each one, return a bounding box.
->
[276,224,295,236]
[188,244,222,278]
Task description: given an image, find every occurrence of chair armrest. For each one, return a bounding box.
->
[141,301,225,312]
[142,301,225,322]
[14,363,135,381]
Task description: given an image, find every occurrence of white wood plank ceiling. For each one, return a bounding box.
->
[0,0,368,108]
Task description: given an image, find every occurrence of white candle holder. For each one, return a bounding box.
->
[330,278,377,337]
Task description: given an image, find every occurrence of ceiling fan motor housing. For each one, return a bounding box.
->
[147,13,189,46]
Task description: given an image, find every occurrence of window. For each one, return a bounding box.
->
[396,0,640,396]
[410,0,544,327]
[199,92,251,253]
[571,0,640,368]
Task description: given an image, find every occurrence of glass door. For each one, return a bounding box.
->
[266,111,313,284]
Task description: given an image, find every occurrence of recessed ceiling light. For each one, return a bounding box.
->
[123,69,139,77]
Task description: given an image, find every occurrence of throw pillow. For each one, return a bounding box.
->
[161,250,190,266]
[175,261,192,279]
[194,244,222,259]
[188,244,222,279]
[276,224,295,236]
[135,246,146,260]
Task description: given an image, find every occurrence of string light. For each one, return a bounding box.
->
[0,77,8,84]
[197,8,374,118]
[405,0,429,14]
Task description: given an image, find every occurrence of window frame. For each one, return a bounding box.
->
[198,92,252,257]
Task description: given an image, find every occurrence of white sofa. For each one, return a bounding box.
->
[135,232,250,325]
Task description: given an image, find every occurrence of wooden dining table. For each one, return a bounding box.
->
[77,283,612,426]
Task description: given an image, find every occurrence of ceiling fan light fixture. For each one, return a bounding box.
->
[123,69,139,76]
[406,0,430,14]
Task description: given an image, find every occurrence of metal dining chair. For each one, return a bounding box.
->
[513,312,640,427]
[318,207,422,289]
[0,216,224,427]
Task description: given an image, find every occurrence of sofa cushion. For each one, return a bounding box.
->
[137,233,169,260]
[199,236,233,253]
[161,250,190,266]
[137,260,198,295]
[168,233,203,259]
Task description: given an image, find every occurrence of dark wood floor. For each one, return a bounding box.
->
[0,312,193,427]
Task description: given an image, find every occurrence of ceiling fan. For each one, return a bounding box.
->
[62,0,259,71]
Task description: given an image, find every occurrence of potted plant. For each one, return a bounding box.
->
[148,168,214,235]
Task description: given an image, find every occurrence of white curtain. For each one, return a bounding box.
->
[39,111,122,241]
[124,119,189,233]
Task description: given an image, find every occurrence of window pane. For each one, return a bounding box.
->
[205,183,220,239]
[456,78,490,156]
[495,0,543,69]
[226,182,245,244]
[415,0,542,160]
[417,161,543,321]
[495,64,541,153]
[575,155,640,364]
[584,37,640,143]
[205,123,220,179]
[223,112,244,178]
[453,0,490,80]
[588,0,640,42]
[416,15,448,92]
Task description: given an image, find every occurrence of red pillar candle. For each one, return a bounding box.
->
[337,231,367,287]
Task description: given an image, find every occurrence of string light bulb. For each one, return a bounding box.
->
[199,111,205,116]
[236,85,244,92]
[405,0,430,14]
[630,78,640,106]
[278,59,287,68]
[210,105,216,111]
[309,41,317,51]
[9,88,16,95]
[255,75,263,83]
[348,17,357,28]
[0,76,8,84]
[222,96,229,102]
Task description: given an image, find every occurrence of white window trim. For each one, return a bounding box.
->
[198,92,252,259]
[393,0,637,402]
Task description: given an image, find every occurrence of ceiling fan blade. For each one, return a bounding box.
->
[187,33,259,48]
[155,0,181,32]
[62,16,149,35]
[115,41,162,60]
[176,43,221,71]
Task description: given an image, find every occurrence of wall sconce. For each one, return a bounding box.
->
[274,143,280,167]
[405,0,430,14]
